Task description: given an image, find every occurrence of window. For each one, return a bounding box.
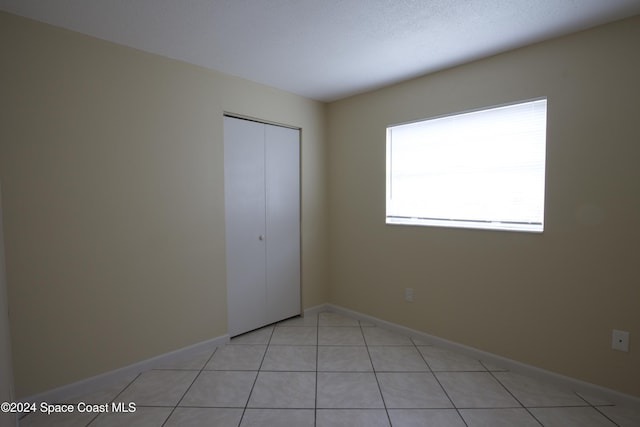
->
[386,98,547,232]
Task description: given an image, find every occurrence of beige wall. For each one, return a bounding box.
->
[327,16,640,397]
[2,8,639,401]
[0,12,328,398]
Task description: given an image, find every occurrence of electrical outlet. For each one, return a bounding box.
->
[404,288,414,302]
[612,329,629,352]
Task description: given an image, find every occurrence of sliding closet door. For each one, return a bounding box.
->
[224,117,268,337]
[264,124,300,325]
[224,116,300,337]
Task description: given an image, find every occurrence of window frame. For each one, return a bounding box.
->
[385,98,548,233]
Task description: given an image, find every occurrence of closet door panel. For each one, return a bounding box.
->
[265,125,301,324]
[224,117,267,337]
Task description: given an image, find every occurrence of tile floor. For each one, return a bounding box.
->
[19,311,640,426]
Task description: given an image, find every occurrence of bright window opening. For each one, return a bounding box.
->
[386,98,547,232]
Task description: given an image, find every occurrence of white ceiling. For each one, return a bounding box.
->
[2,0,639,101]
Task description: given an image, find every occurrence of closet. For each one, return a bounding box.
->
[224,116,301,337]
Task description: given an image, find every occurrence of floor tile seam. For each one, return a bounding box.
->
[239,325,277,427]
[592,406,623,427]
[485,370,526,406]
[162,351,217,427]
[485,370,544,426]
[361,324,394,427]
[148,367,211,373]
[417,353,490,373]
[275,324,319,327]
[367,369,435,373]
[522,404,615,409]
[150,407,173,426]
[226,345,265,349]
[367,343,422,348]
[369,344,426,347]
[491,372,606,411]
[76,366,191,411]
[317,344,367,347]
[275,324,316,328]
[267,343,317,346]
[453,405,541,410]
[570,387,613,412]
[203,368,261,372]
[491,369,602,410]
[315,405,388,409]
[386,408,463,411]
[175,405,315,410]
[174,404,246,409]
[270,342,317,346]
[526,405,622,427]
[318,325,361,328]
[80,412,101,427]
[219,343,269,347]
[411,340,469,426]
[228,338,275,347]
[322,343,369,348]
[316,408,388,411]
[130,404,198,408]
[381,405,471,410]
[243,405,317,410]
[153,368,206,372]
[478,359,508,372]
[108,372,143,406]
[411,339,435,373]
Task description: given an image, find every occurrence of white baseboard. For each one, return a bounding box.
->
[314,303,640,409]
[302,303,331,316]
[22,334,229,405]
[23,305,639,411]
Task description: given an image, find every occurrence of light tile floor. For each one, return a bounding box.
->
[19,311,640,426]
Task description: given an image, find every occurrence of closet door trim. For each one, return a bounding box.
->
[224,115,301,337]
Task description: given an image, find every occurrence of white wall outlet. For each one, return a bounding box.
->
[404,288,414,302]
[611,329,629,352]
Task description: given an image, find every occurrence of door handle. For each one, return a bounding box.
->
[258,235,265,241]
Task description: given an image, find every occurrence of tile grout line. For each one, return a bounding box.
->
[236,324,276,427]
[361,321,394,427]
[159,346,220,427]
[84,372,144,426]
[570,388,621,427]
[485,365,619,425]
[592,406,622,427]
[82,409,100,426]
[26,373,141,426]
[411,336,470,427]
[485,367,544,427]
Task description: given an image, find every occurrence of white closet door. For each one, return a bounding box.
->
[224,117,268,337]
[265,124,300,325]
[224,116,300,337]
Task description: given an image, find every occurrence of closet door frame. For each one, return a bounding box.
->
[223,114,301,337]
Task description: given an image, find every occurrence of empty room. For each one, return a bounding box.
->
[1,1,639,426]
